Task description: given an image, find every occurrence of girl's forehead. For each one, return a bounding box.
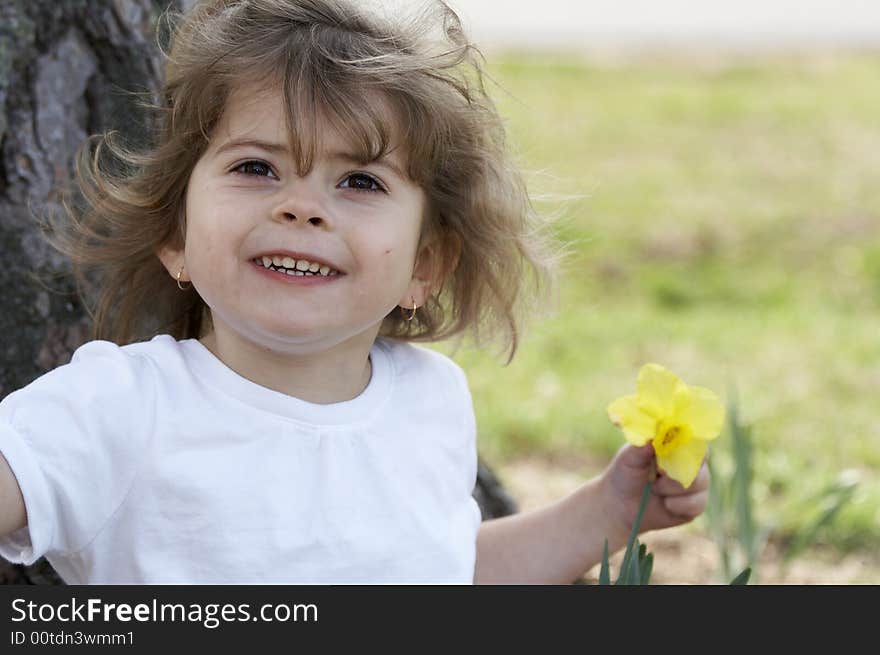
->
[213,86,286,139]
[212,83,406,166]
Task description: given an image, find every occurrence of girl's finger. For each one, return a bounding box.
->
[653,460,710,496]
[616,443,655,471]
[663,489,708,518]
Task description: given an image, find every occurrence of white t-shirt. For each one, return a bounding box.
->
[0,335,482,584]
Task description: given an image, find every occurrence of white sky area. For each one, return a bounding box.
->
[380,0,880,49]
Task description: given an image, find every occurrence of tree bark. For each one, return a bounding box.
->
[0,0,516,585]
[0,0,166,393]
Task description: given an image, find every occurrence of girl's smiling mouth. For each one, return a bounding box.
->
[251,252,344,284]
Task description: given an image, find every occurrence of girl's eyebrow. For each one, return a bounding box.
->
[325,151,405,180]
[214,138,288,156]
[213,138,405,179]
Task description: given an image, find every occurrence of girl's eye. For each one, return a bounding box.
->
[339,172,386,193]
[231,160,277,178]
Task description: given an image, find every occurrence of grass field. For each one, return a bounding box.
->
[435,51,880,557]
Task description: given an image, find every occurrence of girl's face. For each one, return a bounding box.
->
[162,84,430,357]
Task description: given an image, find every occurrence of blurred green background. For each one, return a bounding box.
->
[436,52,880,567]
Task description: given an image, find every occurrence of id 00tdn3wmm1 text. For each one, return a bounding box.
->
[11,630,133,646]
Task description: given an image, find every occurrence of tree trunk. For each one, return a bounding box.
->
[0,0,516,585]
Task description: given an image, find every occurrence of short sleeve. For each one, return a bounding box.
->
[447,359,478,489]
[0,340,154,564]
[447,360,484,536]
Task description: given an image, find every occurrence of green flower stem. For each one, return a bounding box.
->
[615,480,653,585]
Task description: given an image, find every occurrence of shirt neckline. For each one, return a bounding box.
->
[175,336,394,426]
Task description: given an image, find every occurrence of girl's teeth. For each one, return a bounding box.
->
[256,257,337,276]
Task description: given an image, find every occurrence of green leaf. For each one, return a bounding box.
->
[624,538,641,585]
[614,481,653,585]
[640,552,654,585]
[599,539,611,585]
[706,451,732,582]
[782,480,858,564]
[729,567,751,585]
[730,403,756,566]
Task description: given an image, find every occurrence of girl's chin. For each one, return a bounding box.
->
[211,308,390,350]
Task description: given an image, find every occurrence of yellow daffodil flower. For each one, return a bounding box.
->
[607,363,725,488]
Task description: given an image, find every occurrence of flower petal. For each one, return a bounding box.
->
[676,384,725,441]
[607,394,656,447]
[656,437,707,488]
[636,363,683,418]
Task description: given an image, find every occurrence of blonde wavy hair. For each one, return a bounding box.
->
[43,0,560,362]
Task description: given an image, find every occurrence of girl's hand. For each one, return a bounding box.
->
[600,443,710,545]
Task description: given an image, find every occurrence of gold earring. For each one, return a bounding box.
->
[405,298,418,322]
[176,267,191,291]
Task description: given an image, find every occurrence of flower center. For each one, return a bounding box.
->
[653,420,690,456]
[661,426,680,446]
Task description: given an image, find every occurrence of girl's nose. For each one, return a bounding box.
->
[277,212,325,227]
[271,182,330,228]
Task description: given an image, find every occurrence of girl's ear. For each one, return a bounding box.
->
[398,234,461,308]
[156,244,187,282]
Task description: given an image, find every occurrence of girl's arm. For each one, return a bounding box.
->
[0,452,26,537]
[473,477,626,584]
[473,444,710,584]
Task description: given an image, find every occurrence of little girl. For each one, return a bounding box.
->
[0,0,709,584]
